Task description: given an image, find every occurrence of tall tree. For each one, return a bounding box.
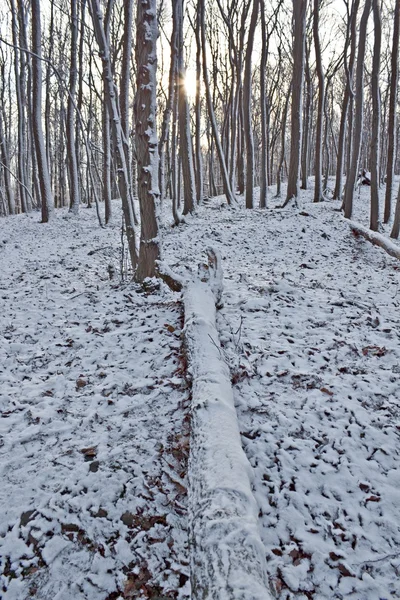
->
[343,0,372,219]
[385,0,400,223]
[243,0,259,209]
[176,0,196,215]
[313,0,325,203]
[285,0,306,205]
[67,0,80,214]
[333,0,360,201]
[370,0,381,231]
[135,0,161,280]
[199,0,236,206]
[90,0,138,268]
[31,0,54,222]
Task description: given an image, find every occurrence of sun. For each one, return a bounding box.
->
[184,69,198,99]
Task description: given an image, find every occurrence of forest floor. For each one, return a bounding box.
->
[1,181,400,599]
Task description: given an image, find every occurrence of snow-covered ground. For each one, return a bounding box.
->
[0,209,190,599]
[163,183,400,600]
[1,181,400,599]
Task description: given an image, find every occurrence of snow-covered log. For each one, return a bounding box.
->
[349,220,400,260]
[184,257,269,600]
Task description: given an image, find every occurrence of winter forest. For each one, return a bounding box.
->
[1,0,400,598]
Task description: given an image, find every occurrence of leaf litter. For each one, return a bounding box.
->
[1,179,400,599]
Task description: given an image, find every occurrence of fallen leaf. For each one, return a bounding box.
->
[337,563,354,577]
[320,387,334,396]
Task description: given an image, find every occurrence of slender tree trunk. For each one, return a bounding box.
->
[67,0,80,214]
[243,0,259,209]
[199,0,236,205]
[385,0,400,223]
[10,0,28,212]
[90,0,138,268]
[195,1,203,204]
[370,0,381,231]
[158,1,177,209]
[31,0,54,222]
[343,0,371,219]
[301,43,311,190]
[313,0,325,203]
[285,0,306,205]
[0,108,15,215]
[276,85,291,197]
[176,0,196,215]
[259,0,268,208]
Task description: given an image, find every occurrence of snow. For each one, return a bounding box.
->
[1,179,400,599]
[162,180,400,599]
[0,209,190,599]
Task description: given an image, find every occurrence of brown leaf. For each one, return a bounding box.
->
[329,552,343,561]
[359,482,370,492]
[76,378,88,389]
[337,563,354,577]
[366,495,381,503]
[320,387,334,396]
[271,548,283,556]
[80,446,97,458]
[164,323,176,333]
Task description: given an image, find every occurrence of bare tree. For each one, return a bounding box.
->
[343,0,371,219]
[243,0,259,209]
[370,0,381,231]
[313,0,325,203]
[285,0,306,205]
[176,0,196,215]
[67,0,80,214]
[385,0,400,224]
[199,0,236,206]
[31,0,54,222]
[134,0,161,280]
[90,0,138,268]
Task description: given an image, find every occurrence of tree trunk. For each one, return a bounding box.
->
[31,0,54,222]
[243,0,259,209]
[0,108,15,215]
[370,0,381,231]
[343,0,371,219]
[313,0,325,203]
[385,0,400,223]
[259,0,268,208]
[285,0,306,205]
[301,42,311,190]
[67,0,80,214]
[194,1,203,204]
[90,0,138,268]
[134,0,161,280]
[199,0,236,206]
[176,0,196,215]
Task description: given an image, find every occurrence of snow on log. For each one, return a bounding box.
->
[349,221,400,260]
[184,253,269,600]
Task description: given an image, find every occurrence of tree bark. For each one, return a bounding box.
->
[199,0,236,206]
[176,0,196,215]
[90,0,138,268]
[67,0,80,214]
[134,0,161,280]
[370,0,381,231]
[385,0,400,223]
[243,0,259,209]
[285,0,306,205]
[313,0,325,203]
[31,0,54,222]
[343,0,371,219]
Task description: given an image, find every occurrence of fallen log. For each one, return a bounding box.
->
[183,250,269,600]
[349,221,400,261]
